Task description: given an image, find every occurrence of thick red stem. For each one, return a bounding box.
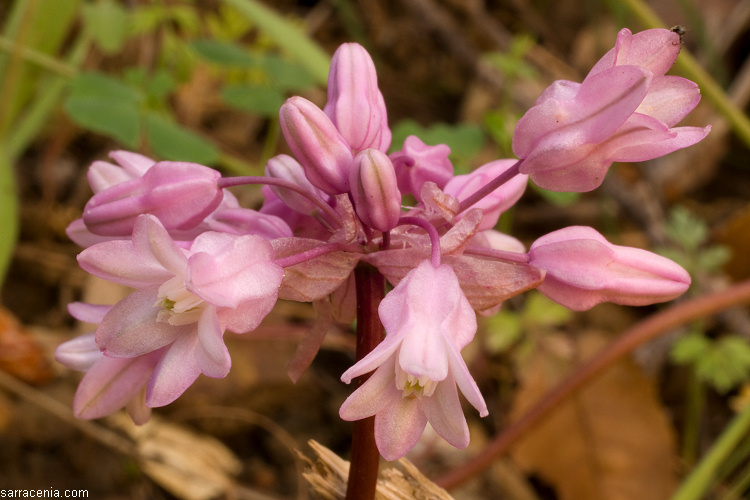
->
[345,264,385,500]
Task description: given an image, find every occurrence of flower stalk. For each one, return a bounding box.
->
[346,263,385,500]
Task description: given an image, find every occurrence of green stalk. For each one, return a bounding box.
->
[0,153,18,284]
[0,0,40,139]
[681,366,704,466]
[0,35,77,77]
[670,402,750,500]
[619,0,750,148]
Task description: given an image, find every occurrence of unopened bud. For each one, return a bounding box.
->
[83,162,223,236]
[528,226,691,310]
[350,149,402,232]
[280,96,353,194]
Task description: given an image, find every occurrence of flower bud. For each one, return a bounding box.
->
[349,148,402,232]
[265,154,329,215]
[528,226,691,310]
[83,161,223,236]
[324,43,391,153]
[87,150,155,193]
[444,160,528,231]
[280,96,354,194]
[390,135,453,201]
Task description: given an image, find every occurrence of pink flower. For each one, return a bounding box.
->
[528,226,691,310]
[55,302,157,424]
[77,214,284,407]
[513,28,710,192]
[339,260,487,460]
[324,43,391,153]
[279,96,354,194]
[83,161,223,236]
[390,135,453,201]
[349,148,402,232]
[87,150,156,193]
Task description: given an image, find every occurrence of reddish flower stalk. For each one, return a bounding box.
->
[346,264,385,500]
[435,277,750,490]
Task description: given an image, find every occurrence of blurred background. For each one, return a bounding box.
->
[1,0,750,499]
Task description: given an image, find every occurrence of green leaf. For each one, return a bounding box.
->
[523,292,573,328]
[64,73,142,146]
[68,72,143,102]
[82,0,130,55]
[671,332,711,364]
[190,39,258,67]
[697,245,732,272]
[221,0,331,85]
[484,312,523,353]
[260,55,317,90]
[664,206,708,252]
[65,96,140,147]
[221,84,285,115]
[530,183,580,207]
[144,113,219,165]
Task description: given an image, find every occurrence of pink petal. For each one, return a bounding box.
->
[146,333,202,407]
[187,233,282,309]
[195,307,230,378]
[73,351,160,420]
[587,28,681,79]
[55,333,102,371]
[374,395,427,461]
[637,76,701,126]
[68,302,111,324]
[340,332,403,384]
[421,375,471,448]
[339,359,401,421]
[446,344,488,416]
[96,287,186,357]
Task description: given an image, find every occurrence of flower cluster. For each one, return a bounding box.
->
[58,29,703,459]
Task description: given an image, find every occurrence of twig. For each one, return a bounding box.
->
[0,369,136,457]
[435,278,750,489]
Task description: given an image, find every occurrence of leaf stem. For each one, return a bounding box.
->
[456,159,522,215]
[435,278,750,490]
[346,264,385,500]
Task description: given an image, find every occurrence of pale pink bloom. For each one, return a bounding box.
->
[279,96,354,194]
[390,136,454,201]
[528,226,691,310]
[324,43,391,153]
[55,302,157,424]
[83,161,223,236]
[340,260,487,460]
[444,160,528,230]
[513,28,709,192]
[349,148,402,232]
[77,214,284,407]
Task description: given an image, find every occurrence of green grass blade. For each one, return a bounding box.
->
[220,0,330,85]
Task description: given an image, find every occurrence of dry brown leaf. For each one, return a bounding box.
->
[0,306,54,385]
[110,413,242,500]
[510,330,679,500]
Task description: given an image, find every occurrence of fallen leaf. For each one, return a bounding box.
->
[0,306,54,385]
[510,330,679,500]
